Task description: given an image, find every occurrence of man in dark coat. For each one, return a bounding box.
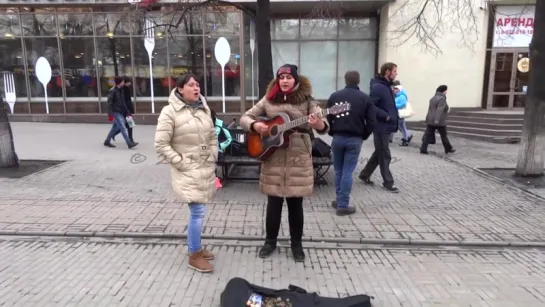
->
[327,71,376,216]
[104,77,138,149]
[420,85,456,154]
[113,77,136,143]
[359,62,399,193]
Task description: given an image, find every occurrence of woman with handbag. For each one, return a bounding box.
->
[394,85,414,146]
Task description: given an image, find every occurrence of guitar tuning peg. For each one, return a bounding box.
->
[336,115,340,118]
[346,112,349,115]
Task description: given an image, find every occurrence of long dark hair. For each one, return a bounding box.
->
[210,108,217,124]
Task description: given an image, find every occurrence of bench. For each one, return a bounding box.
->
[216,128,332,186]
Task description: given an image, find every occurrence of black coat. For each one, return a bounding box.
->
[107,86,129,116]
[369,76,398,134]
[122,85,135,114]
[326,85,376,140]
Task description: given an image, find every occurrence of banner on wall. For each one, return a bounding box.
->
[493,5,535,48]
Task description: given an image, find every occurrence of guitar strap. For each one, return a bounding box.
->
[306,100,316,141]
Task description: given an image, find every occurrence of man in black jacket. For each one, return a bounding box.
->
[359,62,399,193]
[327,71,376,216]
[104,77,138,149]
[113,77,136,143]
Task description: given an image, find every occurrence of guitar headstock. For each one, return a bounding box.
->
[329,102,351,118]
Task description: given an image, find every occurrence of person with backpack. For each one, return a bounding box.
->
[210,109,232,159]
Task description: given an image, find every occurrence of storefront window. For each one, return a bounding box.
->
[60,37,99,102]
[337,41,375,93]
[21,14,57,36]
[270,17,377,99]
[0,11,22,37]
[271,19,299,40]
[300,41,336,99]
[167,9,204,36]
[95,37,132,113]
[169,36,205,85]
[204,36,240,97]
[338,18,376,39]
[57,14,94,36]
[94,12,131,36]
[272,42,298,71]
[300,19,337,40]
[133,35,169,111]
[243,17,258,103]
[204,8,239,36]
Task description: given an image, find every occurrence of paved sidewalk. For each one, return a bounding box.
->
[1,237,544,307]
[1,123,544,244]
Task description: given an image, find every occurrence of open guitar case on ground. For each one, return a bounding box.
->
[220,277,373,307]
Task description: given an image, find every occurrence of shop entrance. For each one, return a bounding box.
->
[487,49,530,108]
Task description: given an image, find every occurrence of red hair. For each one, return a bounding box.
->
[266,81,281,100]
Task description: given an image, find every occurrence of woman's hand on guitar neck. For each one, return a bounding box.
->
[252,122,268,135]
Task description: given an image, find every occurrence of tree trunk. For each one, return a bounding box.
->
[0,98,19,168]
[515,1,545,177]
[256,0,273,98]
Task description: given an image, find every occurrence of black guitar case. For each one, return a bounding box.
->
[220,277,373,307]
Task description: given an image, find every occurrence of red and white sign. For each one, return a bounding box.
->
[493,5,535,47]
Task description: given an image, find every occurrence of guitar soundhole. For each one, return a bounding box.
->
[269,125,279,137]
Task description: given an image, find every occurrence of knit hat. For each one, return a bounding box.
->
[394,85,403,91]
[436,85,448,93]
[276,64,299,84]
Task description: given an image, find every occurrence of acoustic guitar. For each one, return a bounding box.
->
[246,102,351,160]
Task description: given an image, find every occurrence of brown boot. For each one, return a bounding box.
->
[188,252,213,273]
[199,248,214,260]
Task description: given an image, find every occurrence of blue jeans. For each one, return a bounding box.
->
[106,112,131,144]
[331,135,363,209]
[188,203,206,254]
[398,118,410,140]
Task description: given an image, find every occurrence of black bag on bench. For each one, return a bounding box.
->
[220,277,373,307]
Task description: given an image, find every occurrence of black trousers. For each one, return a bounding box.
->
[420,125,452,153]
[360,131,394,186]
[265,196,304,247]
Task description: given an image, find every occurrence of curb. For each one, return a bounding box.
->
[405,141,545,201]
[2,230,545,248]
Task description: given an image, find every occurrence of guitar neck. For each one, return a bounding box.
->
[280,109,329,132]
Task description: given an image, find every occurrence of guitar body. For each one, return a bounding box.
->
[246,112,294,160]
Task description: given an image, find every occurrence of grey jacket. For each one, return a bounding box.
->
[425,92,449,126]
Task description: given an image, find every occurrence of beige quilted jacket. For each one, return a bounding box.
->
[155,89,218,204]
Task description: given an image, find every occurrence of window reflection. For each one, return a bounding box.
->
[60,37,98,100]
[0,38,28,113]
[337,41,375,93]
[169,36,205,86]
[94,13,131,36]
[0,13,22,37]
[338,18,376,39]
[57,14,94,36]
[133,35,169,98]
[21,14,57,36]
[205,36,240,97]
[271,19,299,40]
[95,37,132,112]
[24,37,63,99]
[168,9,204,35]
[204,8,239,36]
[300,19,337,39]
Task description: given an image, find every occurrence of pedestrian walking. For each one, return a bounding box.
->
[393,84,413,146]
[103,77,138,149]
[420,85,456,155]
[112,77,136,143]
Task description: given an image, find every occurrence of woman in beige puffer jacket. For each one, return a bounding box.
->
[155,74,218,274]
[240,64,329,263]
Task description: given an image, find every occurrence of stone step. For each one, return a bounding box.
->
[451,111,524,119]
[411,126,521,144]
[447,120,522,130]
[447,115,524,125]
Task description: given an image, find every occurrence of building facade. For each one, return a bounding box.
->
[0,0,534,122]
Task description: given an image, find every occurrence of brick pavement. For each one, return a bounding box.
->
[1,237,544,306]
[400,130,545,198]
[1,123,544,244]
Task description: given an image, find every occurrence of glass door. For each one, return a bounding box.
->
[487,50,529,108]
[513,51,529,108]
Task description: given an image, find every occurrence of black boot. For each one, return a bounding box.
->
[291,243,305,262]
[128,128,135,143]
[258,241,276,258]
